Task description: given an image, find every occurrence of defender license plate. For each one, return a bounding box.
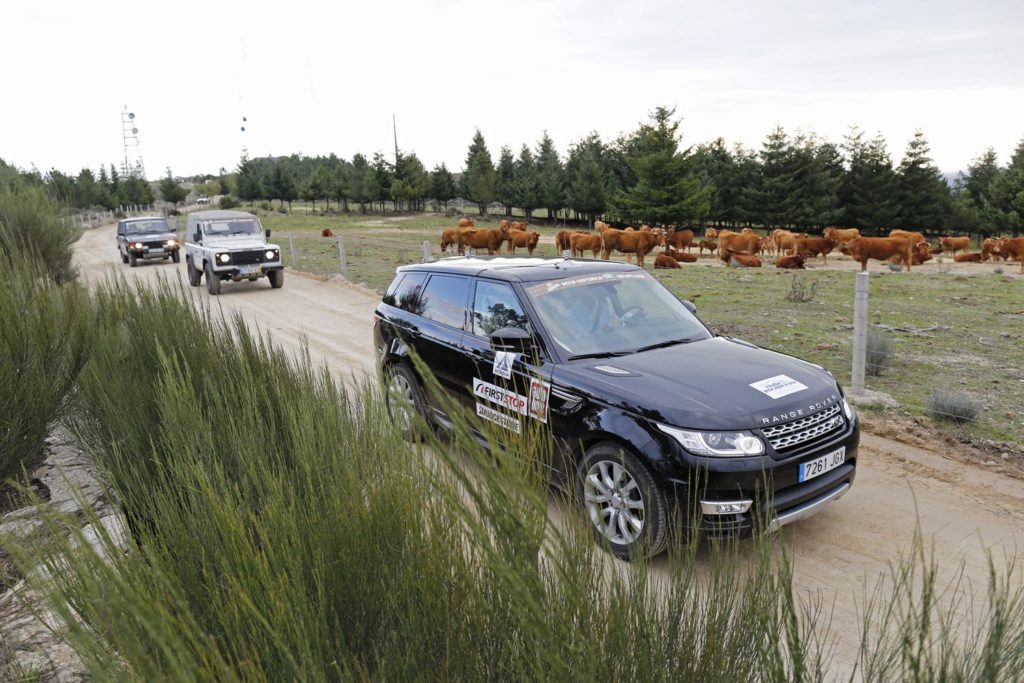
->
[239,265,260,275]
[799,447,845,483]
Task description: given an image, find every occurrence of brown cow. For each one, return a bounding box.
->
[981,238,1004,262]
[795,236,836,264]
[889,249,932,266]
[940,236,971,257]
[741,227,754,234]
[321,228,334,237]
[718,232,760,258]
[775,254,806,269]
[654,253,681,269]
[571,233,603,258]
[664,228,695,252]
[601,228,659,266]
[772,229,806,256]
[889,229,927,247]
[824,227,860,246]
[953,252,982,263]
[698,239,718,256]
[846,237,913,271]
[665,248,696,263]
[509,230,541,255]
[509,221,528,232]
[594,220,612,233]
[724,248,761,267]
[555,229,573,253]
[1000,237,1024,272]
[458,228,504,254]
[499,219,510,231]
[457,218,475,228]
[440,228,459,253]
[704,228,718,240]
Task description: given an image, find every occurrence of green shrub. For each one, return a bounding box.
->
[219,195,240,210]
[0,235,92,482]
[927,389,981,423]
[0,180,80,283]
[866,329,895,376]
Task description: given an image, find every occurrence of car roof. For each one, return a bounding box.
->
[120,216,169,223]
[396,256,642,283]
[189,210,257,220]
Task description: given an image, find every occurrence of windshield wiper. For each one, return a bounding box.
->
[633,337,700,353]
[567,350,632,361]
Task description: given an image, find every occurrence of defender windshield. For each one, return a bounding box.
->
[124,220,171,235]
[202,218,261,236]
[524,270,710,359]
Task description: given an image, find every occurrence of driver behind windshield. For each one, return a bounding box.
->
[563,286,622,335]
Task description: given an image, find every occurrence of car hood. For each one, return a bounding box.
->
[128,232,176,242]
[552,336,842,431]
[203,235,274,250]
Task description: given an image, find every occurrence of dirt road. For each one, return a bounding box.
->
[74,224,1024,673]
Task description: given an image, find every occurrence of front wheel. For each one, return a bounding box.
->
[120,249,128,264]
[204,262,221,296]
[128,252,138,268]
[186,258,202,287]
[171,250,181,263]
[385,363,427,441]
[577,443,669,560]
[268,269,284,289]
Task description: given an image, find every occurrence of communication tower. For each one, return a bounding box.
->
[121,106,147,179]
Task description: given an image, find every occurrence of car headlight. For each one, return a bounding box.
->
[131,242,143,249]
[265,249,277,260]
[217,253,231,264]
[843,398,855,422]
[657,424,765,457]
[166,239,178,246]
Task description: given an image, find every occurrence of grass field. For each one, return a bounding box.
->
[190,209,1024,446]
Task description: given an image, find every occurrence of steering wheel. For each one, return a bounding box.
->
[613,305,646,329]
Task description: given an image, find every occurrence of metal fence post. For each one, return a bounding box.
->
[288,234,297,269]
[851,271,869,394]
[337,235,347,278]
[422,240,433,262]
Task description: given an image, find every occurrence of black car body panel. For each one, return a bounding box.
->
[373,256,858,540]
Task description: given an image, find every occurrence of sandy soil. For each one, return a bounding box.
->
[74,224,1024,674]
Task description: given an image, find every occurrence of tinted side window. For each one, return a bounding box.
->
[383,272,427,314]
[419,275,470,329]
[472,281,531,338]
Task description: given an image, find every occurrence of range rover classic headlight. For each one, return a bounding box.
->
[217,253,231,264]
[657,424,765,457]
[131,242,143,249]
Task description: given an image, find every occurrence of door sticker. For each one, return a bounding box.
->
[528,379,550,423]
[749,375,808,400]
[473,378,528,416]
[493,351,517,379]
[476,403,521,434]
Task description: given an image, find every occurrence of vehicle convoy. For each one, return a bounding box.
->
[373,257,859,559]
[184,210,284,295]
[116,217,181,267]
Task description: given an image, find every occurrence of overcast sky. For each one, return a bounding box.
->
[4,0,1023,179]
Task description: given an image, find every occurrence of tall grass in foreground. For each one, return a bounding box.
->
[0,231,92,482]
[10,276,1024,681]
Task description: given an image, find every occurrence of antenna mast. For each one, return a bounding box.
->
[121,106,146,179]
[393,113,399,166]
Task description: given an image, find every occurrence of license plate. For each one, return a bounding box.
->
[799,447,845,483]
[146,247,163,253]
[239,265,260,275]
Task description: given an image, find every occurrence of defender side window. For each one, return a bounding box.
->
[419,275,470,329]
[383,272,427,314]
[472,281,531,338]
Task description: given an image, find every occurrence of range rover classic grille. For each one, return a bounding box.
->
[231,250,265,265]
[761,403,844,453]
[144,241,167,249]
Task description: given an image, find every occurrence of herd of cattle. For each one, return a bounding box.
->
[439,220,1024,273]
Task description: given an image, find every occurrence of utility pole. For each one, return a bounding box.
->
[393,114,400,167]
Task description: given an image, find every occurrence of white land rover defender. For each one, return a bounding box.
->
[116,216,181,267]
[184,210,284,295]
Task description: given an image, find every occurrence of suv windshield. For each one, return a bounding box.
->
[203,218,261,236]
[124,220,171,235]
[524,270,710,358]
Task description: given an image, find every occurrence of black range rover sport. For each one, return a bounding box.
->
[373,256,858,559]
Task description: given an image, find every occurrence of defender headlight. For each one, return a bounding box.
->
[217,253,231,264]
[265,249,277,260]
[657,424,765,457]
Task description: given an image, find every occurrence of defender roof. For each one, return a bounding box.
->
[189,210,258,221]
[396,256,641,283]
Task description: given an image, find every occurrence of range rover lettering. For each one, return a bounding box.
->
[184,210,284,295]
[116,216,181,267]
[373,257,858,559]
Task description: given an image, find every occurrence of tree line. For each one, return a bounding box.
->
[7,106,1024,236]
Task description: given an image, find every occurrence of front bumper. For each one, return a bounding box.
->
[129,245,179,258]
[212,264,284,279]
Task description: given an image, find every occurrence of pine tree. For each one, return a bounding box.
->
[612,106,710,226]
[895,131,951,232]
[347,154,372,213]
[742,125,799,229]
[236,154,263,208]
[429,163,456,212]
[536,132,565,222]
[512,145,541,221]
[158,168,187,205]
[496,147,516,215]
[565,133,609,225]
[462,129,497,215]
[988,137,1024,234]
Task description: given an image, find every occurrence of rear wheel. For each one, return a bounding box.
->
[268,268,284,289]
[204,262,221,296]
[578,443,669,560]
[186,258,202,287]
[128,252,138,268]
[385,363,427,441]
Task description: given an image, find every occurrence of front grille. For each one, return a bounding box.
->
[761,403,844,453]
[231,250,265,265]
[144,241,166,249]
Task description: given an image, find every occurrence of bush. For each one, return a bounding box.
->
[785,275,814,303]
[0,235,92,482]
[218,195,240,209]
[927,389,981,423]
[0,180,80,282]
[865,329,895,376]
[259,201,271,211]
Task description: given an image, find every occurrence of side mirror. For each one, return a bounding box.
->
[490,327,533,354]
[192,231,201,242]
[682,300,697,315]
[265,228,271,239]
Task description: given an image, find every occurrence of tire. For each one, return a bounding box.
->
[186,258,202,287]
[385,363,427,441]
[120,249,128,264]
[577,443,669,560]
[128,252,138,268]
[204,262,221,296]
[268,268,284,289]
[171,250,180,264]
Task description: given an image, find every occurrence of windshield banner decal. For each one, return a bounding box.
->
[526,271,650,297]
